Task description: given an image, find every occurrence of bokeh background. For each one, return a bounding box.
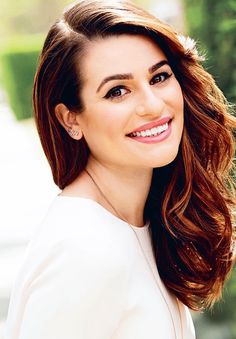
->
[0,0,235,338]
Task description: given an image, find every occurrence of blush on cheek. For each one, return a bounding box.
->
[101,111,125,136]
[174,83,184,108]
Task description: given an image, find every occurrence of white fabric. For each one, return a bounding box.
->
[5,196,195,339]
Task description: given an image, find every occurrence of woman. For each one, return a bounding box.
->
[5,0,236,338]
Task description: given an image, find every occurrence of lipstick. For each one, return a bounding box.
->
[127,117,171,135]
[127,118,172,144]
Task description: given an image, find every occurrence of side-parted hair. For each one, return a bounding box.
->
[33,0,236,310]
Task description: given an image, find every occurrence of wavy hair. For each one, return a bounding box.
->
[33,0,236,310]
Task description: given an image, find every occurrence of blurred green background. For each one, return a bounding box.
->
[0,0,235,338]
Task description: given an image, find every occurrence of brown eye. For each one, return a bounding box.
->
[150,72,172,85]
[104,86,129,100]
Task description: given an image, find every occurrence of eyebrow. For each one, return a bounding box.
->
[96,60,169,93]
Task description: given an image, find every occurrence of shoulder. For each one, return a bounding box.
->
[6,196,135,339]
[19,196,137,287]
[31,195,137,250]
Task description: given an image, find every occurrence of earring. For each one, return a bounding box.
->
[67,127,80,138]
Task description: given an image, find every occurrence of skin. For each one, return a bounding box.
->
[55,34,184,226]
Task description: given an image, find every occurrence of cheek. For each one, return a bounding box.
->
[170,82,184,111]
[163,79,184,111]
[82,111,124,146]
[96,104,130,137]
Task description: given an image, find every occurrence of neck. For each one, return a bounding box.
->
[84,157,153,227]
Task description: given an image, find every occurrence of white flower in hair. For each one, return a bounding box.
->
[177,34,204,60]
[177,35,196,50]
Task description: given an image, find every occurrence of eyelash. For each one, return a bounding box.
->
[104,71,173,100]
[150,71,172,85]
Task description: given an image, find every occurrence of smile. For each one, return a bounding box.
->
[127,119,172,144]
[129,122,168,137]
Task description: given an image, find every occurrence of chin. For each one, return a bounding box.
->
[152,147,180,168]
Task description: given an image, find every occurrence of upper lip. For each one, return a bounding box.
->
[126,116,172,135]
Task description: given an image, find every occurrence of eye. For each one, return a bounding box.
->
[104,86,129,100]
[150,72,172,85]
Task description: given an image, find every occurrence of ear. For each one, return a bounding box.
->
[55,103,83,140]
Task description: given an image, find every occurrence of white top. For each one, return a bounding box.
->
[5,196,195,339]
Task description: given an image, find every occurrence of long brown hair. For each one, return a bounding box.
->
[33,0,236,310]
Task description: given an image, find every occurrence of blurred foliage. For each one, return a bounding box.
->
[183,1,236,338]
[193,268,236,339]
[0,0,72,43]
[1,35,43,120]
[0,0,73,120]
[207,268,236,336]
[0,0,72,119]
[205,268,236,325]
[0,0,151,41]
[183,0,236,104]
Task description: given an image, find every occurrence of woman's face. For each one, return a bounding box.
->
[76,34,184,170]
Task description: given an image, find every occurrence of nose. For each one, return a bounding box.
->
[135,85,165,117]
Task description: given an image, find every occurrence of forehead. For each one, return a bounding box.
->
[81,34,167,80]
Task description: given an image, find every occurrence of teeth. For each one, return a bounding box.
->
[130,123,168,137]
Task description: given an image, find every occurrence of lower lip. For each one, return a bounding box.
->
[128,121,172,144]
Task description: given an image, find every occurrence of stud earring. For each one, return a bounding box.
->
[67,127,80,138]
